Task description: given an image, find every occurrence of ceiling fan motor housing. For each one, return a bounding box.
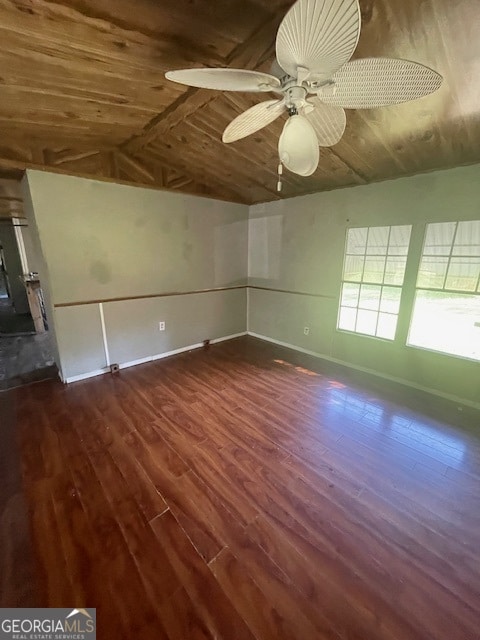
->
[285,85,308,111]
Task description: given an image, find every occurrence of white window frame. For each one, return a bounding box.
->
[406,220,480,362]
[337,224,412,341]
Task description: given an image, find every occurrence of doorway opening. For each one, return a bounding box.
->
[0,179,56,389]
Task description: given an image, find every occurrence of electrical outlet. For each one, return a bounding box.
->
[159,321,165,331]
[304,326,310,335]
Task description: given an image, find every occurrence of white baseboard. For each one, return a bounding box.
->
[247,331,480,411]
[211,331,247,345]
[64,367,110,384]
[63,331,247,384]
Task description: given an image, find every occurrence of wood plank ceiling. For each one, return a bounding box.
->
[0,0,479,205]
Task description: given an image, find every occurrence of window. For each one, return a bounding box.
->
[407,221,480,361]
[338,225,412,340]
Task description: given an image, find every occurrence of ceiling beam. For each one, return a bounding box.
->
[43,148,101,167]
[122,5,291,155]
[115,151,155,183]
[0,154,241,204]
[138,141,251,202]
[168,175,193,190]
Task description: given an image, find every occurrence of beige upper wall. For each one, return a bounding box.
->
[25,171,248,305]
[249,164,480,293]
[24,171,249,380]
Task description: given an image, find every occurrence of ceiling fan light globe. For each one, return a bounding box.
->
[278,115,319,176]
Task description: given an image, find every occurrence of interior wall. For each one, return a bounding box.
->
[23,171,248,380]
[23,164,480,404]
[248,164,480,408]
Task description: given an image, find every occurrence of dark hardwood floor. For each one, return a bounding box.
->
[0,390,39,607]
[8,336,480,639]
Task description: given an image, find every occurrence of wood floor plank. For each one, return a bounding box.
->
[245,514,393,640]
[150,510,257,640]
[27,480,75,607]
[210,547,324,640]
[108,435,169,522]
[180,443,259,527]
[9,336,480,640]
[117,431,226,562]
[220,442,480,638]
[48,471,129,639]
[212,518,343,640]
[159,587,216,640]
[124,430,189,479]
[90,450,182,607]
[67,453,162,637]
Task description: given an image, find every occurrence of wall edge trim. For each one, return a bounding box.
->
[54,286,334,308]
[54,285,247,308]
[249,285,335,299]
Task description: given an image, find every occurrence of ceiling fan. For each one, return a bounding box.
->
[165,0,442,186]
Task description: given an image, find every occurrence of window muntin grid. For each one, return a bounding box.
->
[338,225,412,340]
[408,220,480,361]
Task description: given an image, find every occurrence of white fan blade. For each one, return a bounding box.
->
[165,68,281,92]
[223,100,285,143]
[305,99,346,146]
[276,0,361,79]
[320,58,443,108]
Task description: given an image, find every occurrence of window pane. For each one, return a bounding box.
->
[346,227,367,254]
[338,306,357,331]
[380,287,401,314]
[388,225,412,255]
[338,224,411,341]
[344,255,364,282]
[356,309,378,335]
[341,283,360,307]
[417,256,448,288]
[453,221,480,256]
[363,257,385,283]
[359,284,381,310]
[445,257,480,292]
[408,290,480,361]
[423,222,456,256]
[366,226,389,255]
[376,313,398,340]
[384,257,407,285]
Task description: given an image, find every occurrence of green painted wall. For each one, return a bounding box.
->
[248,164,480,408]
